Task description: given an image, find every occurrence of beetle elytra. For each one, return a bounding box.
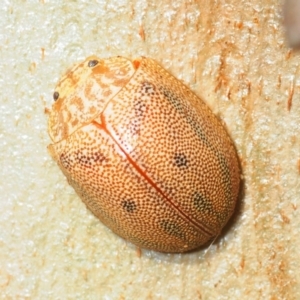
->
[48,56,240,253]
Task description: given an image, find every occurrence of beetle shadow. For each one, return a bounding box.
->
[141,173,246,265]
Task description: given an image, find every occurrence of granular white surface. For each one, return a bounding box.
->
[1,1,300,299]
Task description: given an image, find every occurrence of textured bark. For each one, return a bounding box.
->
[0,0,299,299]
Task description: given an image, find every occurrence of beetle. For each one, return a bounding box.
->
[47,56,240,253]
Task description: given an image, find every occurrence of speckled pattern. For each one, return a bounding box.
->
[48,57,240,252]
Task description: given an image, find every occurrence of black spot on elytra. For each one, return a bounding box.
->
[76,151,106,167]
[160,86,209,144]
[160,220,184,238]
[129,119,141,135]
[53,91,59,101]
[88,60,99,67]
[134,100,147,117]
[193,192,213,214]
[141,81,156,96]
[91,152,106,163]
[60,153,72,170]
[174,153,188,168]
[129,82,155,135]
[121,200,137,213]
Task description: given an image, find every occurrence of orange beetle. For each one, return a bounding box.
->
[48,56,240,253]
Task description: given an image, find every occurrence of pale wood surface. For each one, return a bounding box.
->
[0,1,299,299]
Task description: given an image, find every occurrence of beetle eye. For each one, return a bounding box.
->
[53,91,59,101]
[88,60,99,67]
